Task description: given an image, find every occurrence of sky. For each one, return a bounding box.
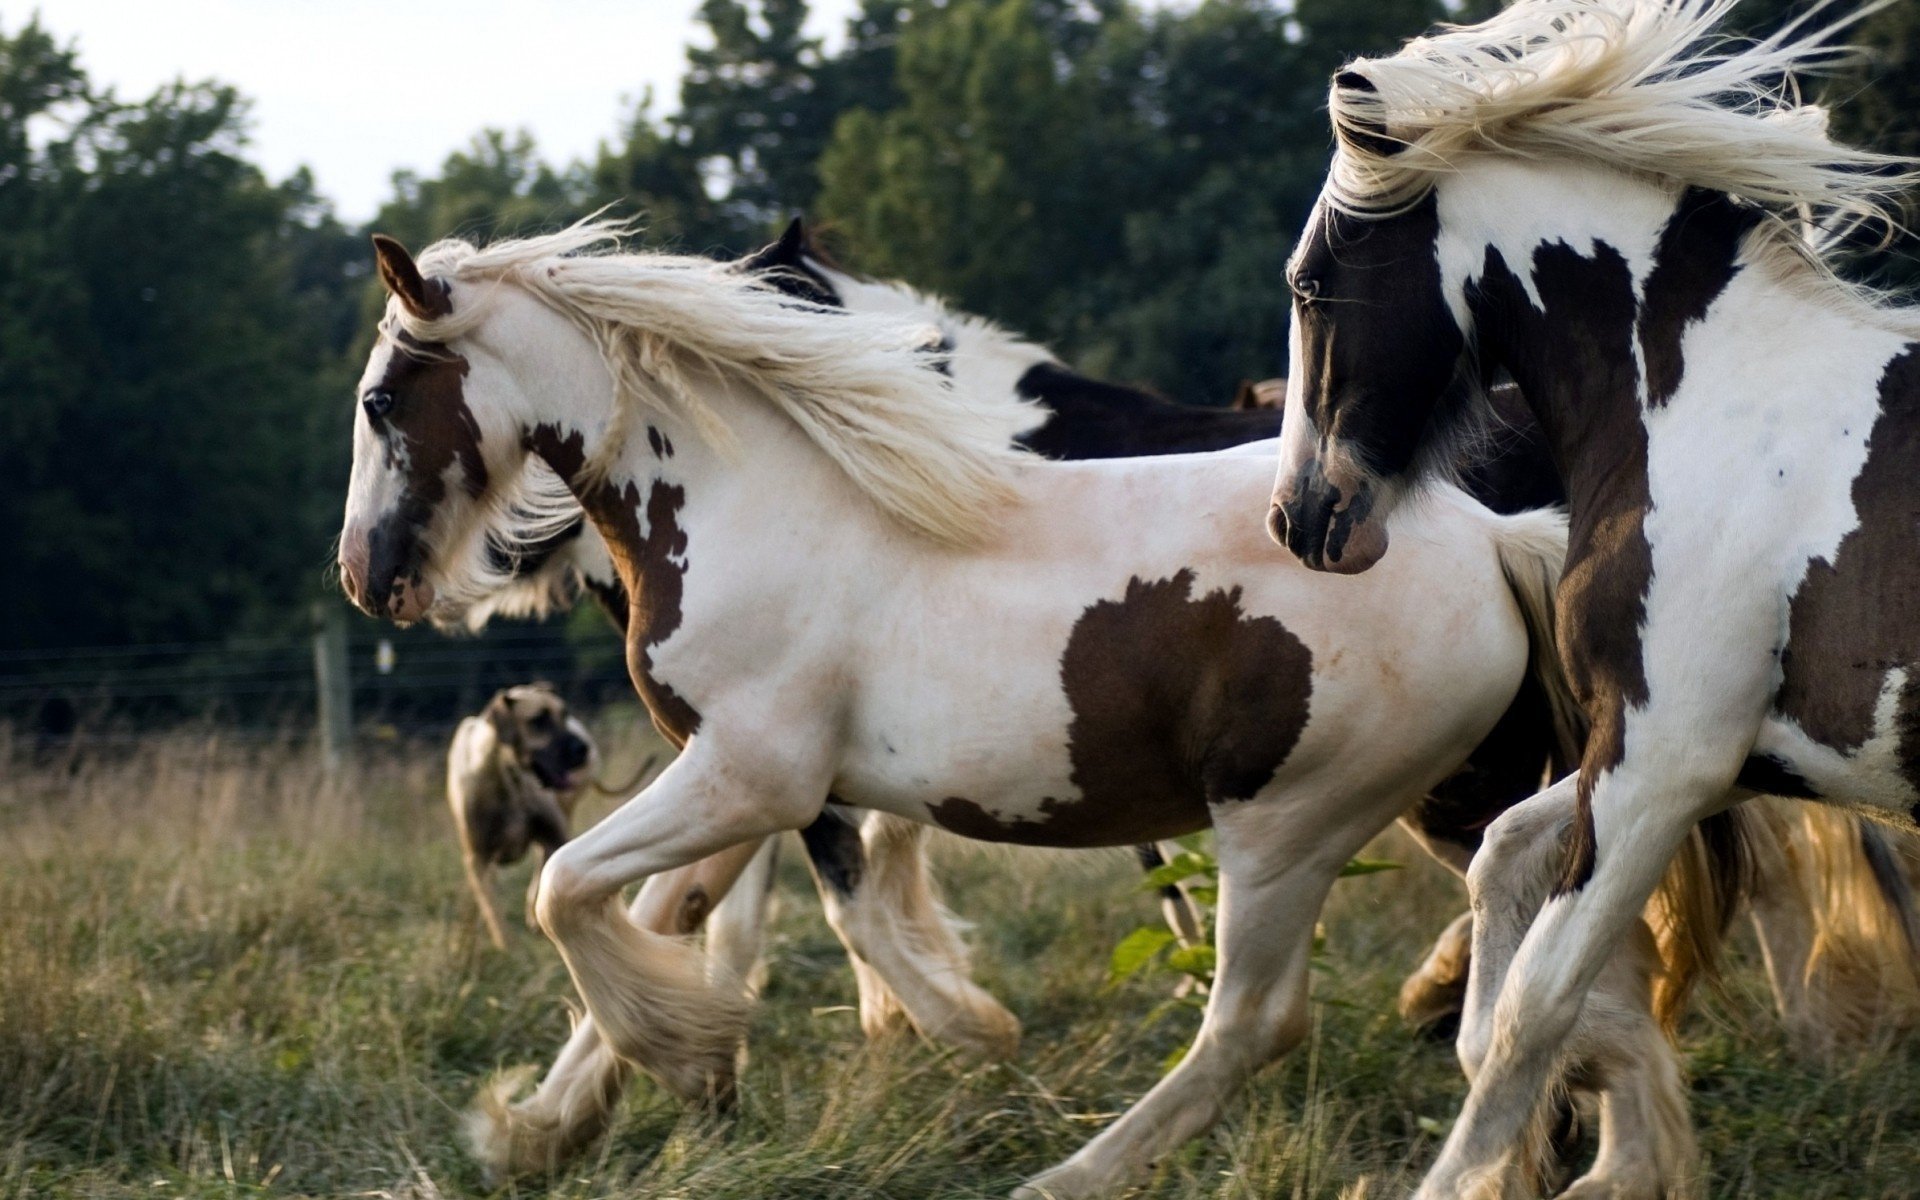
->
[23,0,860,221]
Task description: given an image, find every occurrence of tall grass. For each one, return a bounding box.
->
[1,718,1915,1198]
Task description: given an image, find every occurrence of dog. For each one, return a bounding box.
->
[446,683,598,949]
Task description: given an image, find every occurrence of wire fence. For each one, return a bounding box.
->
[0,604,635,752]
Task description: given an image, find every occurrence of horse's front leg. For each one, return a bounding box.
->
[466,836,774,1179]
[1011,796,1373,1200]
[1424,761,1737,1200]
[533,742,825,1104]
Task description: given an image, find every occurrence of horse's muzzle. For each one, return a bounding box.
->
[340,523,435,622]
[1268,468,1389,575]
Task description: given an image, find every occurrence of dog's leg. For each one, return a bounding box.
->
[463,847,508,951]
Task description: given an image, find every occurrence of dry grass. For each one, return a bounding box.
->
[2,713,1916,1199]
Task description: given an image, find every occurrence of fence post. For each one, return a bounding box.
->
[312,601,352,773]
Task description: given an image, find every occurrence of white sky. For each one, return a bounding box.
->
[21,0,860,221]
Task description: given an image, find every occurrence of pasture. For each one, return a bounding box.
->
[3,717,1915,1200]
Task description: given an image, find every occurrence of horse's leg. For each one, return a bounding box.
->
[533,748,820,1103]
[466,835,778,1177]
[1011,799,1359,1200]
[1400,909,1475,1034]
[1135,842,1209,949]
[1560,921,1698,1200]
[1425,763,1732,1200]
[806,810,1020,1057]
[705,836,780,994]
[1395,817,1478,1033]
[1743,798,1825,1053]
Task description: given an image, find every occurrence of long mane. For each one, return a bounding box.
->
[1327,0,1919,257]
[393,220,1038,548]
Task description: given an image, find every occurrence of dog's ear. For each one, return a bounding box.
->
[483,690,523,752]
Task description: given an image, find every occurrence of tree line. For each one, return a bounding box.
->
[2,0,1914,695]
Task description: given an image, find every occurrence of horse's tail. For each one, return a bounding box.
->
[1782,803,1920,1047]
[1488,505,1584,773]
[1646,806,1760,1031]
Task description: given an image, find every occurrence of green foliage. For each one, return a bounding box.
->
[0,18,360,652]
[1107,836,1403,1068]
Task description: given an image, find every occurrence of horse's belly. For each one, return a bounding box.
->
[1752,669,1920,822]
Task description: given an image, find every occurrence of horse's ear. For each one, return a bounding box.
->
[1331,68,1404,158]
[372,233,451,320]
[778,216,807,258]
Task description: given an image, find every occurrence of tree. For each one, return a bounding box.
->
[0,21,358,652]
[679,0,842,230]
[817,0,1137,343]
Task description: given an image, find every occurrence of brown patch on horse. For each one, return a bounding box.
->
[930,571,1311,847]
[374,331,487,501]
[1637,190,1759,409]
[674,883,712,934]
[1776,344,1920,796]
[526,423,701,745]
[1469,241,1651,895]
[1465,194,1758,891]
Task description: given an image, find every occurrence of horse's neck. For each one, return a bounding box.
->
[532,378,872,616]
[1460,182,1768,519]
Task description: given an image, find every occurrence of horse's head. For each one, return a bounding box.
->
[732,217,843,307]
[337,235,545,624]
[1267,105,1466,573]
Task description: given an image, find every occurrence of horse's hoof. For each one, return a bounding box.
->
[1010,1162,1102,1200]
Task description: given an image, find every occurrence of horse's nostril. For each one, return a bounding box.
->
[1265,502,1291,549]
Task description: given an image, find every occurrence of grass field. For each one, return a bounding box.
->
[3,714,1917,1200]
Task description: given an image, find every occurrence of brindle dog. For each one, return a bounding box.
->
[447,683,598,949]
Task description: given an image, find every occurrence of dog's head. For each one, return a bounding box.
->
[482,682,597,793]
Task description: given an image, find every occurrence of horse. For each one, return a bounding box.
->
[443,219,1913,1185]
[1264,1,1920,1193]
[336,220,1598,1197]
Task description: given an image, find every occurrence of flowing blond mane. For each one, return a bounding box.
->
[391,220,1037,547]
[1327,0,1919,252]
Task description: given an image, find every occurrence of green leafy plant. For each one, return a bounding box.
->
[1108,833,1402,1069]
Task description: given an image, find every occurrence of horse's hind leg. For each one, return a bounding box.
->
[705,836,780,994]
[1400,909,1475,1035]
[1012,798,1361,1200]
[1136,842,1208,949]
[806,809,1020,1058]
[465,835,773,1178]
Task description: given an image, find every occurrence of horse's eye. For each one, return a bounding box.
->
[1292,275,1322,303]
[362,390,396,420]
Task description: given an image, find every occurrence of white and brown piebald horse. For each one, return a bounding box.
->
[1267,1,1920,1195]
[336,221,1587,1196]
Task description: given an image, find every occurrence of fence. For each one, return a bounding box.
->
[0,599,633,760]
